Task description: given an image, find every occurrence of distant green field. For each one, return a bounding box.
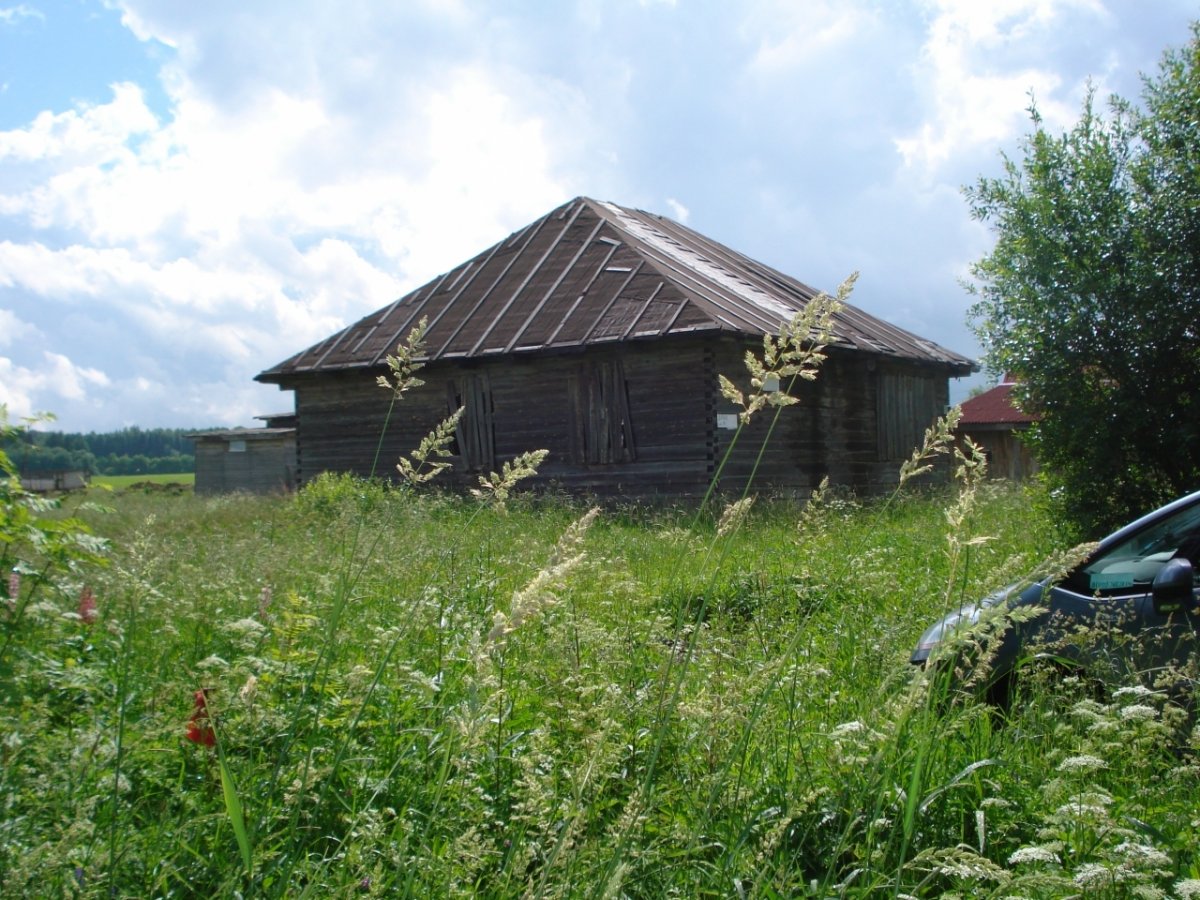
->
[90,472,195,489]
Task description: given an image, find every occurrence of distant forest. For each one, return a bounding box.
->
[5,426,220,475]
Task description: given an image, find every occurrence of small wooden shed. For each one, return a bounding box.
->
[189,427,297,495]
[956,375,1038,480]
[257,197,975,497]
[21,469,89,493]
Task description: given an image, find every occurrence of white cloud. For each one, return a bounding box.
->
[1,54,575,262]
[743,0,879,72]
[895,0,1106,173]
[0,5,593,429]
[664,197,690,223]
[0,5,41,26]
[0,81,157,164]
[0,0,1187,432]
[0,351,108,418]
[0,306,36,346]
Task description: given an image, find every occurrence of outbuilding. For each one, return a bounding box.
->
[189,426,297,495]
[956,375,1039,480]
[257,197,975,497]
[20,469,89,493]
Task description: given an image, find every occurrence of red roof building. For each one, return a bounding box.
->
[957,375,1038,479]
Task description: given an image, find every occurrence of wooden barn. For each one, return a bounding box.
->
[257,197,975,497]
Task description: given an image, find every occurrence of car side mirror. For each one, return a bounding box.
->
[1153,557,1196,614]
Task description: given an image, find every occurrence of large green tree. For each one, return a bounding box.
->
[967,24,1200,535]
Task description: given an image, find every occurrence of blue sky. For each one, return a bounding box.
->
[1,0,1196,432]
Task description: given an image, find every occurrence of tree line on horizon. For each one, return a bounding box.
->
[3,425,222,476]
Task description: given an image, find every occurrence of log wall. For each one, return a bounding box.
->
[279,335,952,498]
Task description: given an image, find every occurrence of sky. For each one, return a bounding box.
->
[0,0,1196,433]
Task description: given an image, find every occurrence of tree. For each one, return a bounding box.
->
[966,24,1200,535]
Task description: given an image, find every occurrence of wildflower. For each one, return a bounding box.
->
[226,617,267,651]
[1054,799,1110,820]
[185,689,216,746]
[1176,879,1200,899]
[898,407,962,486]
[484,507,599,649]
[1119,703,1158,721]
[1113,841,1172,868]
[1056,754,1107,773]
[1008,845,1061,865]
[77,586,98,624]
[5,570,18,612]
[486,611,510,646]
[376,318,429,399]
[1113,684,1160,700]
[718,275,852,426]
[1074,862,1123,889]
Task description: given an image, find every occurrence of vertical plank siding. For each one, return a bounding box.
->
[447,373,497,472]
[192,433,297,495]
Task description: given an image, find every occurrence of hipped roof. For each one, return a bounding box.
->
[257,197,976,382]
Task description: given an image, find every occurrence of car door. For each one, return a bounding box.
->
[1042,499,1200,683]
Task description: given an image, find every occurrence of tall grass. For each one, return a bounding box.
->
[3,305,1198,896]
[2,480,1197,897]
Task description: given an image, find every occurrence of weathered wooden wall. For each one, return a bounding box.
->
[288,339,714,496]
[279,334,953,498]
[193,434,297,495]
[709,344,950,495]
[960,427,1038,480]
[22,470,89,493]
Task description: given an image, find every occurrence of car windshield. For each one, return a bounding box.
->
[1077,500,1200,593]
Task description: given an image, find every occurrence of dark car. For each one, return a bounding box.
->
[912,489,1200,702]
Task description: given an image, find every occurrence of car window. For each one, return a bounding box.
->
[1067,501,1200,595]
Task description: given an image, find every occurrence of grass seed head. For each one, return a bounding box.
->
[376,317,429,399]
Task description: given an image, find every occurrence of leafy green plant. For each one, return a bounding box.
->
[967,24,1200,535]
[0,406,109,670]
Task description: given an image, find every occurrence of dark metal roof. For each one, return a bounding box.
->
[257,197,976,382]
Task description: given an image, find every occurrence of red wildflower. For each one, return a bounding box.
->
[77,586,98,624]
[185,689,216,746]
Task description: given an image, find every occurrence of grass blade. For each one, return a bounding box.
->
[215,734,253,877]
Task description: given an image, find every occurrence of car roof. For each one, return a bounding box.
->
[1092,489,1200,555]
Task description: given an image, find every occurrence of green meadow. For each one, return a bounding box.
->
[3,472,1200,897]
[5,321,1200,897]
